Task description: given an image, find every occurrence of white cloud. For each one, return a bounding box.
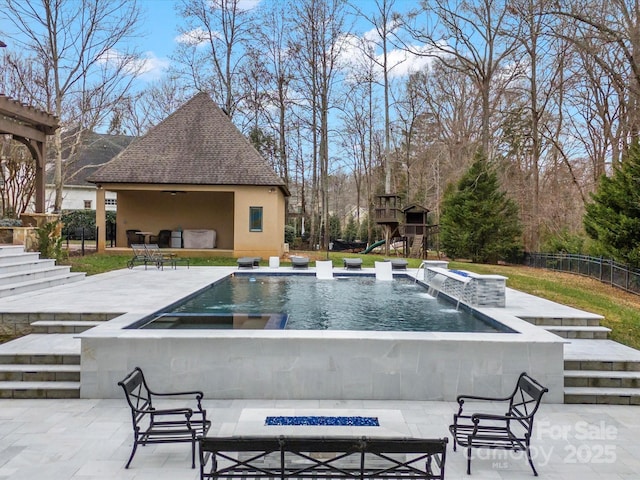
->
[136,52,171,81]
[98,48,170,82]
[175,27,217,46]
[338,32,437,81]
[383,45,435,78]
[236,0,261,10]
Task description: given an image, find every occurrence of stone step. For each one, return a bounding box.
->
[0,258,56,274]
[0,353,80,365]
[0,251,41,266]
[30,320,102,334]
[0,245,25,256]
[0,364,80,382]
[564,386,640,405]
[564,359,640,371]
[0,381,80,399]
[0,272,85,298]
[542,325,610,339]
[565,370,640,388]
[0,265,75,287]
[524,316,602,327]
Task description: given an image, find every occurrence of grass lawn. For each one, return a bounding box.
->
[62,251,640,350]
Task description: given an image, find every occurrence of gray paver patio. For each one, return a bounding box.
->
[0,266,637,478]
[0,398,638,479]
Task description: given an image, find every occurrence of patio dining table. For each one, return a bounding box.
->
[135,231,154,244]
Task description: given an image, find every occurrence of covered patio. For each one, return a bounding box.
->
[89,92,288,258]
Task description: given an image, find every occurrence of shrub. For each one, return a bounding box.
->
[284,225,295,244]
[36,220,65,260]
[0,218,22,227]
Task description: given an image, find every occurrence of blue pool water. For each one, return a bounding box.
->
[137,274,511,333]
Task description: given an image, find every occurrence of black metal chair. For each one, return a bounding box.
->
[150,229,172,248]
[118,367,211,469]
[126,229,144,247]
[449,372,548,476]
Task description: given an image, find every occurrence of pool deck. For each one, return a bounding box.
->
[0,265,635,367]
[0,266,638,478]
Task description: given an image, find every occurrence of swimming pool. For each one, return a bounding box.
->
[79,267,565,402]
[135,274,511,332]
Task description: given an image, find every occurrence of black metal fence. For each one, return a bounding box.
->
[524,253,640,296]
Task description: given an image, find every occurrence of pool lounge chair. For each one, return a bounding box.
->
[237,257,256,268]
[385,258,408,270]
[146,243,188,269]
[343,258,363,270]
[291,256,310,269]
[127,244,151,269]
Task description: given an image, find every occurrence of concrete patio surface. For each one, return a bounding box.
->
[0,398,638,479]
[0,266,637,477]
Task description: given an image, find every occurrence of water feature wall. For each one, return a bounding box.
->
[425,266,507,308]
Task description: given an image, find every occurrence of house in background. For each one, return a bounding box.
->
[45,132,134,212]
[88,92,289,257]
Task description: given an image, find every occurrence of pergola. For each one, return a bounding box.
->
[0,94,59,213]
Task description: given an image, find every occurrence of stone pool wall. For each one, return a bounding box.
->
[80,312,565,403]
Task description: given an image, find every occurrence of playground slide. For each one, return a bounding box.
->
[362,239,385,254]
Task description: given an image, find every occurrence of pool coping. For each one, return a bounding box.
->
[75,267,567,345]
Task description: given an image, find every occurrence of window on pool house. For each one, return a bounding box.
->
[249,206,263,232]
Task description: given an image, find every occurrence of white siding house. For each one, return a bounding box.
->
[45,132,134,212]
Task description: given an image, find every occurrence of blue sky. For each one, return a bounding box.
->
[135,0,181,81]
[132,0,432,84]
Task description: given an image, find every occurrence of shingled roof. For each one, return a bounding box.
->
[47,131,134,186]
[88,92,286,189]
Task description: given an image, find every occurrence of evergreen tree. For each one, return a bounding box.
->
[344,216,358,242]
[440,153,523,263]
[584,142,640,266]
[359,214,370,242]
[329,214,341,241]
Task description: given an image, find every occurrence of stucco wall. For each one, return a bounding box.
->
[112,185,286,256]
[117,190,234,248]
[233,185,285,255]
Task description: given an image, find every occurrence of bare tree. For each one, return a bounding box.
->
[0,139,36,217]
[2,0,143,212]
[339,31,383,243]
[290,0,348,249]
[551,0,640,153]
[351,0,403,195]
[404,0,521,157]
[175,0,254,119]
[111,76,192,137]
[391,73,429,204]
[339,81,378,232]
[249,0,297,187]
[499,0,567,250]
[0,0,140,212]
